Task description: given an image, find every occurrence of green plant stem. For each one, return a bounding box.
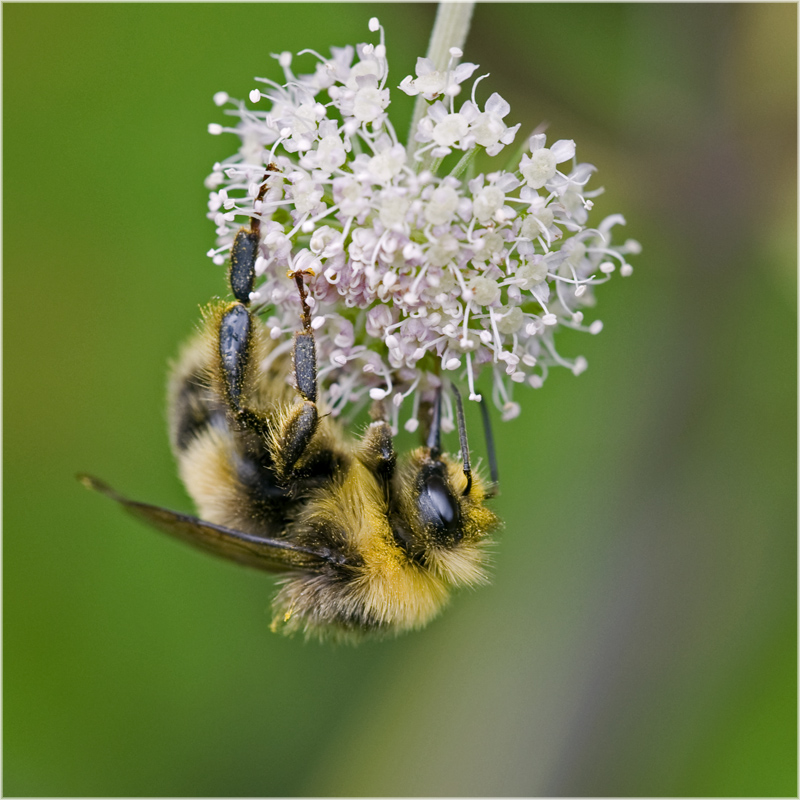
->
[407,2,475,166]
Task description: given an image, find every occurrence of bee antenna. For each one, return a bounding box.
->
[450,384,472,496]
[479,396,499,487]
[426,388,442,458]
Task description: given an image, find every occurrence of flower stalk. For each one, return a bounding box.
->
[407,2,475,163]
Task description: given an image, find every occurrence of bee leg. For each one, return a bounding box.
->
[265,274,322,483]
[228,171,274,304]
[215,174,278,435]
[351,402,395,505]
[228,228,258,304]
[217,301,271,438]
[359,414,397,489]
[270,396,319,482]
[293,328,316,404]
[215,297,320,483]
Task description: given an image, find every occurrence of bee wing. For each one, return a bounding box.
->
[79,474,339,573]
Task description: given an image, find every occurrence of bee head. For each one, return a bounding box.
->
[389,446,498,587]
[414,455,464,546]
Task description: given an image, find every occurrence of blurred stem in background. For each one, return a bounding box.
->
[408,2,475,162]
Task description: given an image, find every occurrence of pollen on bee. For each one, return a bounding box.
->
[286,267,316,278]
[283,600,297,623]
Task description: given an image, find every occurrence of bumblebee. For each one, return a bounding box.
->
[82,201,500,641]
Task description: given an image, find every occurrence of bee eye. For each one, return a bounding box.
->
[417,464,462,543]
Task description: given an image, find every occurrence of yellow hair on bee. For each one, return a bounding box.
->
[425,539,492,587]
[177,427,239,526]
[294,460,451,635]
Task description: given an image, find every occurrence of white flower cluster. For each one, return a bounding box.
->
[206,17,639,430]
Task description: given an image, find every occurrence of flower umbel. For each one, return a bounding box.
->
[206,18,639,430]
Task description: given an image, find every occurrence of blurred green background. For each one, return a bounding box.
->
[4,3,796,796]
